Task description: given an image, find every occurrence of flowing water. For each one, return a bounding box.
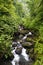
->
[0,26,33,65]
[11,46,29,65]
[11,31,32,65]
[11,44,29,65]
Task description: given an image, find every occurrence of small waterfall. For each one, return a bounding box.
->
[22,32,32,40]
[11,26,32,65]
[11,47,20,65]
[22,35,27,40]
[11,42,30,65]
[21,48,29,61]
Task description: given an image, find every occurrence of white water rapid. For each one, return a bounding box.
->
[11,31,32,65]
[11,46,29,65]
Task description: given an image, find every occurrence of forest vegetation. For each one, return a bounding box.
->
[0,0,43,65]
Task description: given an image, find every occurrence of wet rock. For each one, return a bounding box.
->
[19,30,29,35]
[15,47,22,55]
[20,40,23,43]
[12,42,17,48]
[22,42,34,48]
[19,34,23,39]
[26,37,34,42]
[26,48,34,54]
[14,32,20,37]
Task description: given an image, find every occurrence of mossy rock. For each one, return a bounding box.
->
[26,48,34,54]
[29,48,34,53]
[19,34,24,39]
[22,42,34,48]
[19,29,29,35]
[26,37,34,42]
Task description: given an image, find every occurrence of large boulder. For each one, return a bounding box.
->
[15,46,22,55]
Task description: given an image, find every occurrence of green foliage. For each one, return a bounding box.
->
[0,1,43,65]
[34,41,43,54]
[22,0,43,65]
[0,0,21,58]
[26,0,43,65]
[34,41,43,65]
[15,2,25,17]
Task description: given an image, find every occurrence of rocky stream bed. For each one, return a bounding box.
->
[0,25,35,65]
